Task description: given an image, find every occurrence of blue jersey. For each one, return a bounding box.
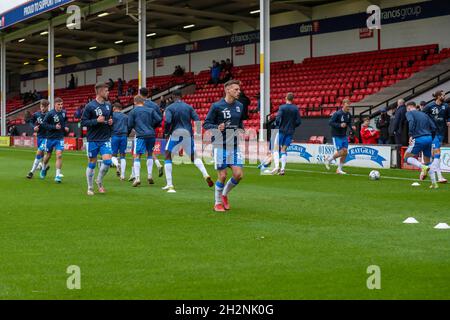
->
[406,110,436,139]
[42,109,67,140]
[422,102,450,136]
[329,109,352,137]
[128,106,162,138]
[112,112,128,137]
[145,99,162,117]
[203,98,244,149]
[32,111,48,138]
[81,100,112,142]
[164,100,199,136]
[275,103,302,135]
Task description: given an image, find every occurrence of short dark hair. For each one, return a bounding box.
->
[113,103,122,110]
[286,92,294,102]
[54,97,63,103]
[40,99,50,108]
[433,90,444,99]
[406,101,416,107]
[95,82,108,92]
[224,79,241,89]
[139,87,149,97]
[172,90,182,98]
[420,101,427,106]
[134,95,145,105]
[363,116,370,122]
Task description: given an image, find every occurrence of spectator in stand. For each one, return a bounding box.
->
[173,65,185,77]
[348,129,360,144]
[151,84,159,96]
[360,117,380,144]
[220,70,232,84]
[210,61,221,86]
[376,108,390,144]
[35,90,43,101]
[68,74,76,89]
[419,101,428,111]
[126,86,136,97]
[219,60,226,71]
[108,78,115,90]
[117,78,124,97]
[8,125,18,136]
[393,99,408,146]
[159,97,167,111]
[224,58,233,72]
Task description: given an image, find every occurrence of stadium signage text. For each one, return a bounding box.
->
[286,145,313,162]
[345,147,387,167]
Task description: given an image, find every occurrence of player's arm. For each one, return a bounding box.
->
[164,108,172,136]
[127,110,135,132]
[328,112,341,128]
[295,109,302,128]
[275,106,283,127]
[152,110,163,128]
[41,112,57,131]
[203,105,219,130]
[405,113,415,137]
[81,105,98,127]
[190,106,200,122]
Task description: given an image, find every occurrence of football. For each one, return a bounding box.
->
[369,170,381,180]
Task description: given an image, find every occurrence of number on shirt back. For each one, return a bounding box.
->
[222,110,231,119]
[95,108,103,117]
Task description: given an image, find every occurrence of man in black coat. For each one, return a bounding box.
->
[393,99,408,146]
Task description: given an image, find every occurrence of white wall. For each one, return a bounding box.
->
[272,37,310,62]
[34,78,47,92]
[85,69,96,86]
[73,71,85,87]
[233,44,257,66]
[97,65,123,83]
[155,54,189,76]
[313,29,379,57]
[124,62,138,82]
[55,74,67,90]
[191,48,231,73]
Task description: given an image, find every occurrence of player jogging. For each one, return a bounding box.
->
[162,90,213,193]
[403,101,438,189]
[203,80,245,212]
[128,95,162,187]
[140,87,164,178]
[40,97,68,183]
[325,99,355,174]
[271,92,302,175]
[111,103,128,181]
[422,90,449,184]
[26,99,50,179]
[81,83,114,196]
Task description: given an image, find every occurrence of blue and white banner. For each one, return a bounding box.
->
[440,147,450,173]
[0,0,75,30]
[287,143,391,169]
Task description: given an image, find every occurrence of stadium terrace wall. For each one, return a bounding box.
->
[19,0,450,93]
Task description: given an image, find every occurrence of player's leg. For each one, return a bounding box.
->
[132,138,143,187]
[189,136,213,187]
[222,165,243,210]
[86,142,100,195]
[146,138,156,185]
[152,154,163,178]
[54,149,63,183]
[422,140,438,188]
[404,137,429,180]
[337,147,348,174]
[111,136,120,177]
[28,148,44,179]
[432,136,446,183]
[119,136,127,181]
[40,140,53,179]
[279,134,291,175]
[96,141,112,193]
[325,137,340,170]
[163,136,177,191]
[214,168,228,212]
[128,139,136,181]
[271,132,281,174]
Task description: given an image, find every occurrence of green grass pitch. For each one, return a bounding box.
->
[0,147,449,300]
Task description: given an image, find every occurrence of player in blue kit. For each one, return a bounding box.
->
[422,90,450,184]
[271,93,302,176]
[81,83,114,196]
[203,80,245,212]
[140,87,164,178]
[403,101,439,189]
[26,99,50,179]
[325,99,356,174]
[40,97,69,183]
[162,90,213,193]
[128,95,162,187]
[111,103,128,181]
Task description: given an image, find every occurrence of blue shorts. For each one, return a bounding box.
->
[111,136,128,155]
[332,136,349,151]
[278,133,293,149]
[44,139,64,153]
[432,135,444,150]
[37,137,46,151]
[134,137,156,156]
[406,135,432,158]
[214,148,244,171]
[86,141,112,159]
[165,135,195,156]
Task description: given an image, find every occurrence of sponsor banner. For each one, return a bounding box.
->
[13,136,35,148]
[1,0,75,30]
[287,143,392,169]
[64,137,77,151]
[359,28,374,39]
[440,147,450,173]
[0,136,11,147]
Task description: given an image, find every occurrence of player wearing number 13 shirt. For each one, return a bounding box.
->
[81,83,114,196]
[203,80,245,212]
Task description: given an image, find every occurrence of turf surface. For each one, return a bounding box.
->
[0,147,449,299]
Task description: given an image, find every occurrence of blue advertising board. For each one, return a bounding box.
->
[0,0,75,30]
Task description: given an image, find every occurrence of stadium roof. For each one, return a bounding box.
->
[1,0,343,71]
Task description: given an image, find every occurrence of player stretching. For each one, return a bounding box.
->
[403,101,438,189]
[81,83,114,196]
[111,103,128,181]
[128,95,162,187]
[162,90,213,193]
[40,97,68,183]
[325,99,355,174]
[203,80,244,212]
[271,93,302,175]
[140,87,164,178]
[27,99,50,179]
[422,90,449,184]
